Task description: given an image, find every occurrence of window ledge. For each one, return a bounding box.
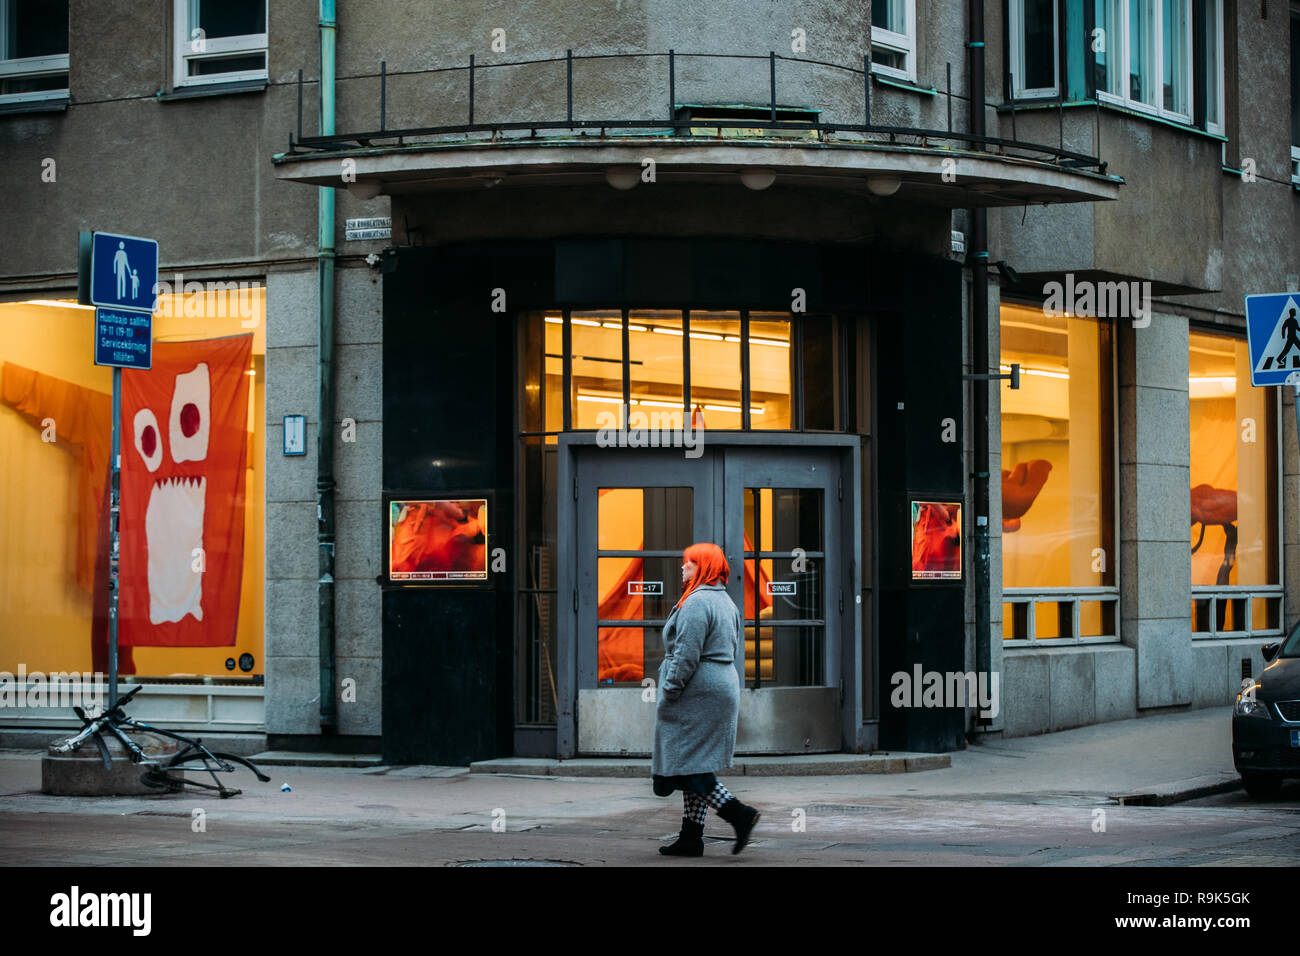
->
[0,96,69,115]
[871,74,936,96]
[157,79,268,102]
[1004,97,1228,143]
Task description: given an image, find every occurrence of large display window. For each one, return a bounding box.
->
[1000,302,1117,642]
[1188,328,1280,635]
[0,290,265,680]
[516,308,852,724]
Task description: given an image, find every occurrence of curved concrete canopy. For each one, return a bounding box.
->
[272,136,1123,208]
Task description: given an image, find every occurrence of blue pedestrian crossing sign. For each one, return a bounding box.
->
[1245,293,1300,386]
[89,232,158,313]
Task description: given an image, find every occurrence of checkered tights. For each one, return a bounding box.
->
[682,781,735,823]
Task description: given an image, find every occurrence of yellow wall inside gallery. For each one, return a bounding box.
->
[0,292,265,677]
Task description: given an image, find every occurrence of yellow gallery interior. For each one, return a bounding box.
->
[0,291,265,677]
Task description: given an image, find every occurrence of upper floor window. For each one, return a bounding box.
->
[1291,6,1299,183]
[1010,0,1060,98]
[173,0,267,89]
[524,310,852,437]
[871,0,916,82]
[1203,0,1224,135]
[0,0,68,105]
[1094,0,1195,123]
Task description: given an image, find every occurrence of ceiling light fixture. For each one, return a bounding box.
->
[24,299,96,310]
[867,174,903,196]
[605,167,641,190]
[739,168,776,191]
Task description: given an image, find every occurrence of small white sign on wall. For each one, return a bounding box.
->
[283,415,306,456]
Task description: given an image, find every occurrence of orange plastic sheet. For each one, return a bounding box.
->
[1,362,111,593]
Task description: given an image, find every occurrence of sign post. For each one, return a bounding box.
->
[80,231,158,710]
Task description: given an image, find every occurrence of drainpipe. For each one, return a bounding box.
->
[968,0,992,728]
[317,0,338,733]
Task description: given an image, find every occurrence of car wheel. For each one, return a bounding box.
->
[1240,772,1284,799]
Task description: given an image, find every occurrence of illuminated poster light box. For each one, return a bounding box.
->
[388,498,488,582]
[911,500,962,581]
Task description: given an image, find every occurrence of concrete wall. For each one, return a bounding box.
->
[1119,311,1194,708]
[979,4,1299,739]
[325,0,872,134]
[264,264,383,737]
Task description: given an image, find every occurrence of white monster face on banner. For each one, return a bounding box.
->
[132,362,210,624]
[120,335,251,649]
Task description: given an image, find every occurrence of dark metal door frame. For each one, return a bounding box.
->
[557,433,863,757]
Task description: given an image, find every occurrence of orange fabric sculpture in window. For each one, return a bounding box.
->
[597,556,648,683]
[1002,459,1052,533]
[596,533,770,684]
[119,335,252,647]
[0,362,136,672]
[1,362,111,592]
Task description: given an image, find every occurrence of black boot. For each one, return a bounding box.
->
[659,818,705,857]
[717,798,760,854]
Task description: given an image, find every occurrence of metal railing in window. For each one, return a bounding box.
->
[1191,586,1284,639]
[281,49,1107,174]
[1002,587,1120,644]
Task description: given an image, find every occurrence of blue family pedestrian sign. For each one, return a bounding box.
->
[1245,293,1300,386]
[94,307,152,370]
[89,232,158,313]
[87,231,156,370]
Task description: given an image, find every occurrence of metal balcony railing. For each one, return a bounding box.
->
[281,50,1108,174]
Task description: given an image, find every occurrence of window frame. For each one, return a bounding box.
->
[1186,324,1285,640]
[870,0,917,83]
[1291,6,1299,182]
[172,0,268,90]
[0,0,69,106]
[1204,0,1225,136]
[998,300,1121,647]
[1096,0,1196,125]
[522,309,848,437]
[1010,0,1061,99]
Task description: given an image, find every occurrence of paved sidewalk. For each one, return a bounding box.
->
[0,706,1242,825]
[3,705,1284,866]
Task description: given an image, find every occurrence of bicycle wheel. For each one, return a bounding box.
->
[139,766,185,793]
[166,750,269,781]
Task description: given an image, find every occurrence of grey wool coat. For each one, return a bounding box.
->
[652,583,743,777]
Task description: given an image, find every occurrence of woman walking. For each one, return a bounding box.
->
[653,542,761,856]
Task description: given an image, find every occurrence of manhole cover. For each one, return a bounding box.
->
[452,859,581,867]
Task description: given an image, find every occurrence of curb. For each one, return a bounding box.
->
[469,753,952,777]
[246,751,384,768]
[1113,772,1241,806]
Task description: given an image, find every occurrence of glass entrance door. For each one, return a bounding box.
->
[722,448,843,753]
[569,442,849,755]
[572,450,714,753]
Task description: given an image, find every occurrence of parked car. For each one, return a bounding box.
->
[1233,623,1300,798]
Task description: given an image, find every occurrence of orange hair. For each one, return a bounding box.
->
[676,542,730,609]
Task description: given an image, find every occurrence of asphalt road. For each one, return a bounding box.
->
[2,755,1298,866]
